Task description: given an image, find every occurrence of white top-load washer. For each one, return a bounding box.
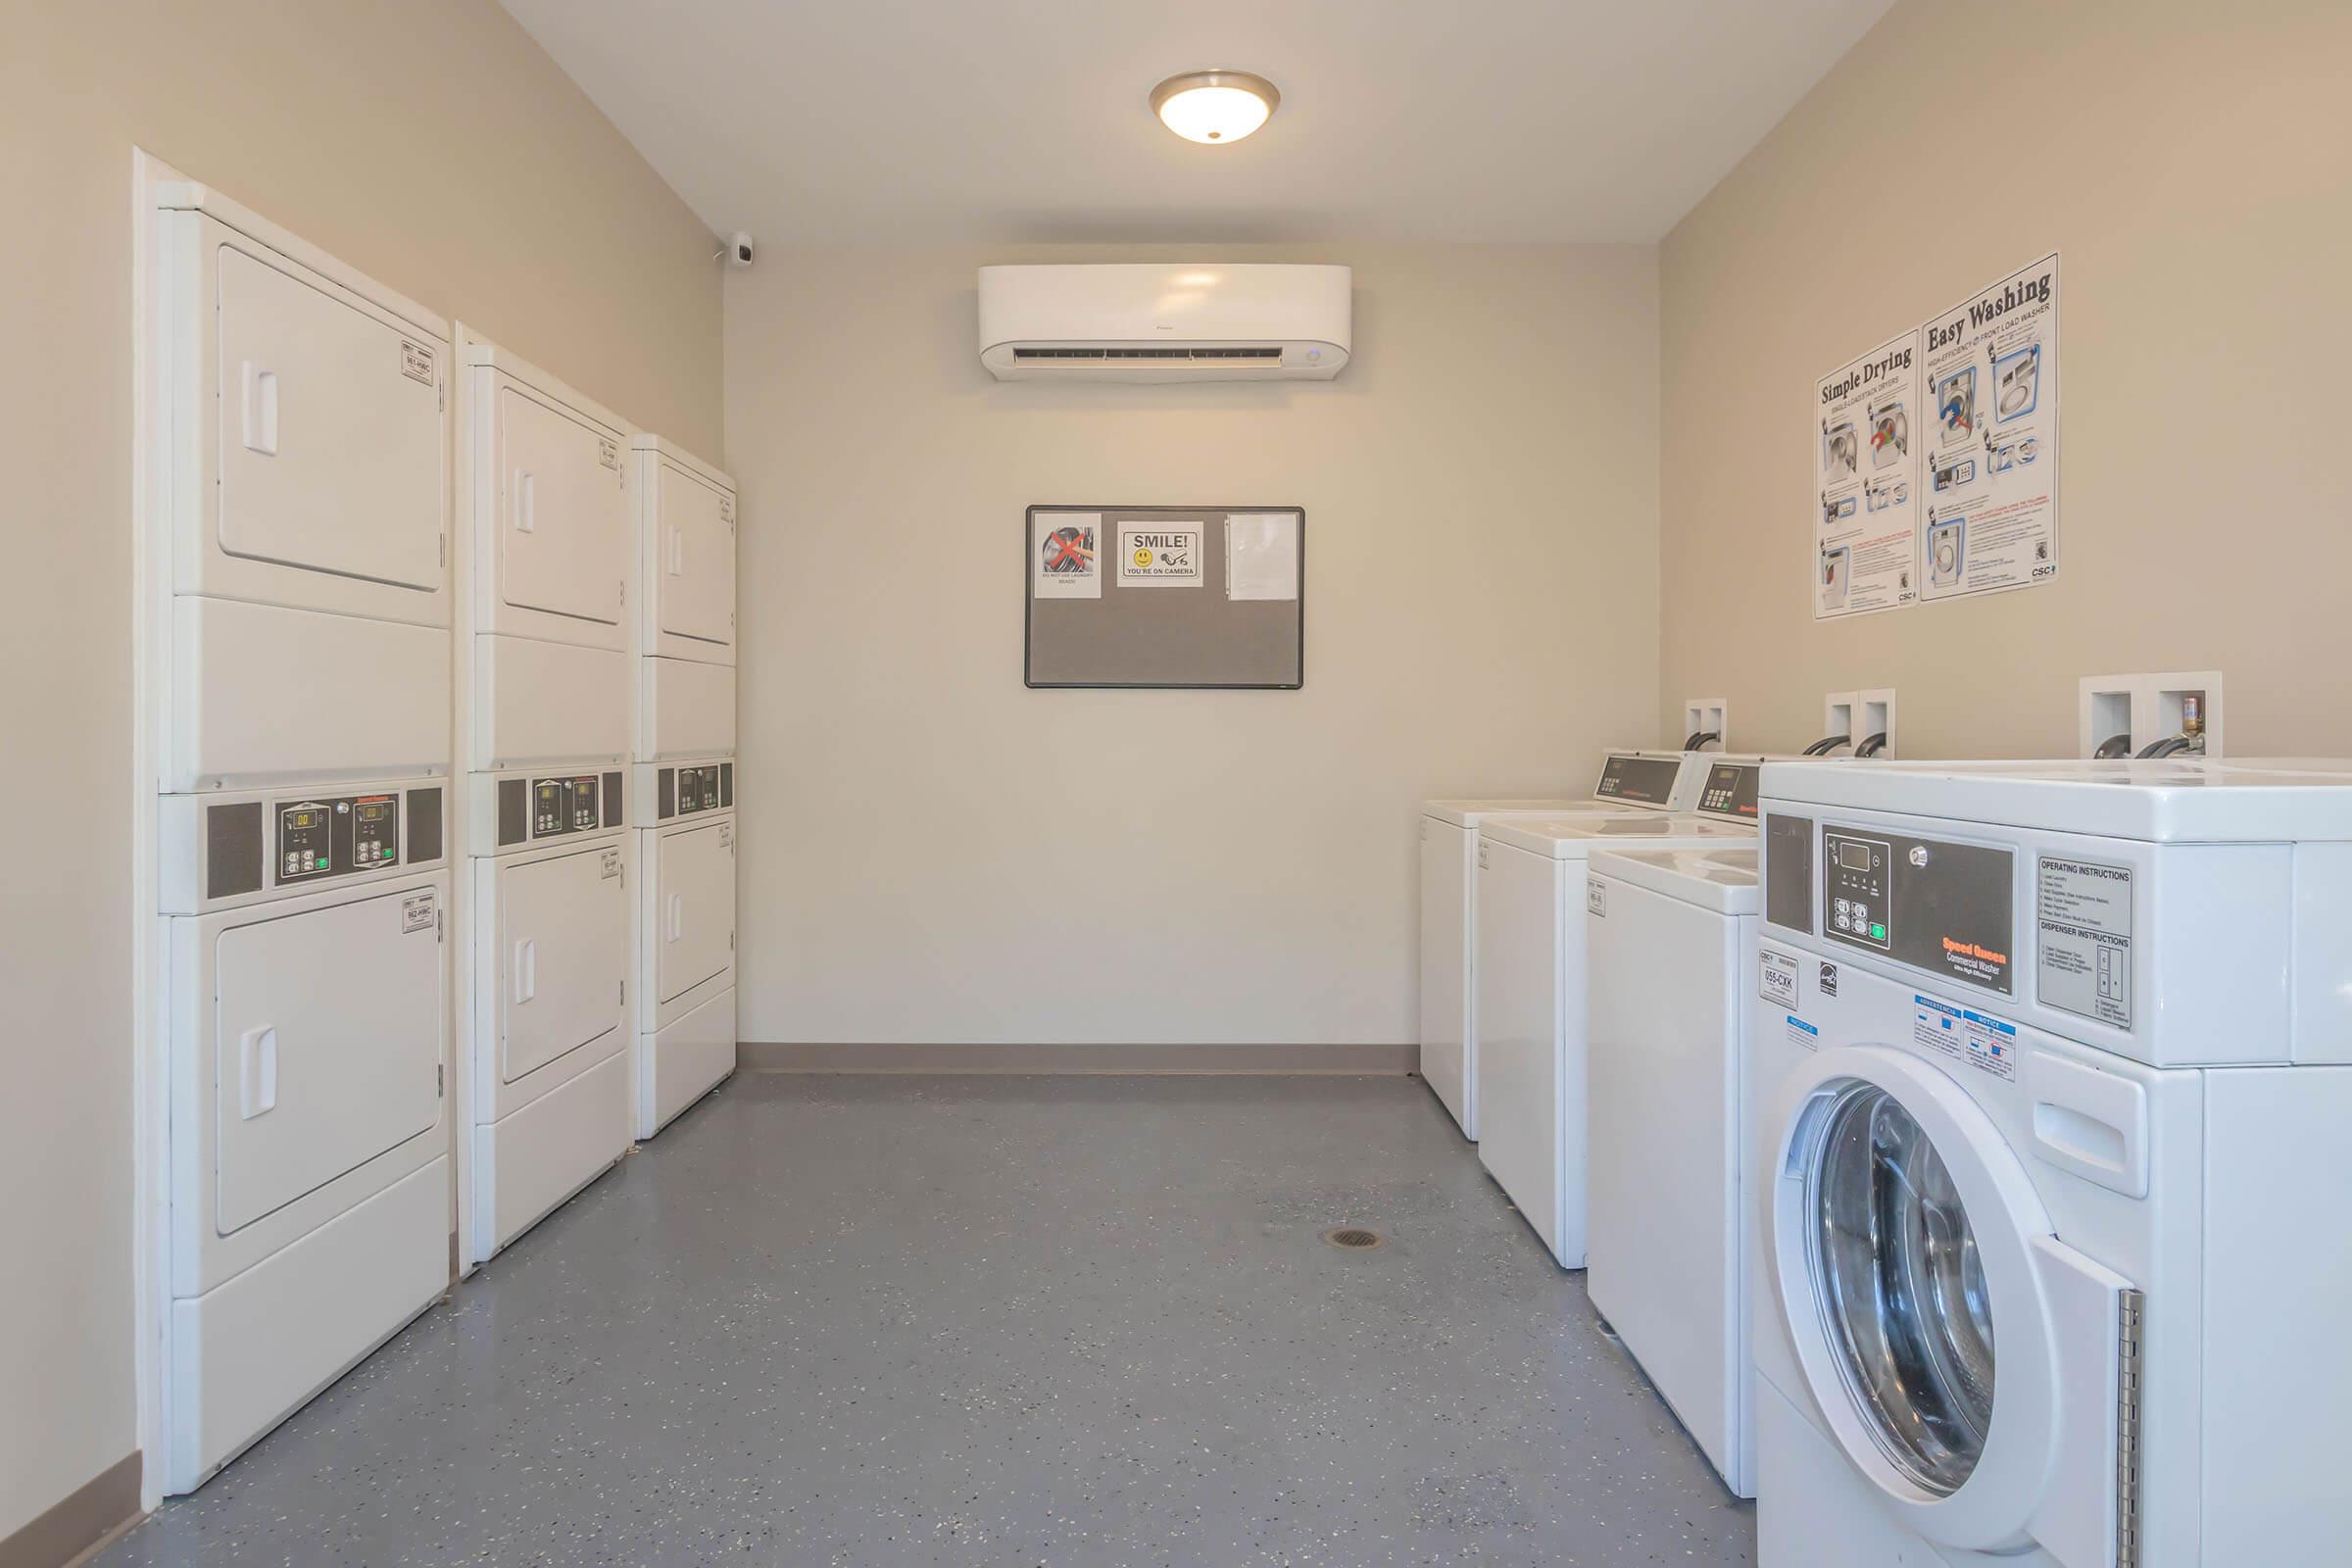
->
[1585,842,1761,1496]
[1419,748,1723,1140]
[1474,804,1756,1267]
[1749,759,2352,1568]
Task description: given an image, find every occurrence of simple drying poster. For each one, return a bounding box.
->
[1814,330,1922,619]
[1918,254,2060,602]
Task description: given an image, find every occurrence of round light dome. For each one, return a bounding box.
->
[1151,70,1280,145]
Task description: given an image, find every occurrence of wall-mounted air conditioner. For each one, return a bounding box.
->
[977,263,1351,382]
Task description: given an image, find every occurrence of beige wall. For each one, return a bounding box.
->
[726,244,1659,1047]
[1657,0,2352,759]
[0,1,719,1546]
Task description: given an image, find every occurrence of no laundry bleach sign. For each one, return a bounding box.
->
[1118,524,1202,587]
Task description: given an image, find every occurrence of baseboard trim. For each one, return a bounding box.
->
[738,1041,1417,1076]
[1,1451,142,1568]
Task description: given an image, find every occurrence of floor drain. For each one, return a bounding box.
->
[1323,1226,1384,1250]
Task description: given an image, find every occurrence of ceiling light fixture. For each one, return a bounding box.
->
[1151,70,1280,145]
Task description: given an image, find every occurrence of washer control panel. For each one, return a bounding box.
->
[1592,753,1679,807]
[277,793,402,884]
[1823,830,1889,948]
[1821,822,2014,994]
[1695,762,1760,821]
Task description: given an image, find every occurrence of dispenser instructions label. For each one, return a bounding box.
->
[2036,856,2132,1029]
[1918,254,2061,604]
[1117,524,1203,587]
[1914,993,2018,1082]
[1760,947,1800,1008]
[1813,329,1921,619]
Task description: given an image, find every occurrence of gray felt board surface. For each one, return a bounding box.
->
[1025,506,1303,689]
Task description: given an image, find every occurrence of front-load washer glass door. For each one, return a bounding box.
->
[1809,1084,1994,1495]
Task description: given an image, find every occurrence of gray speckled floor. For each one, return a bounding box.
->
[106,1073,1752,1567]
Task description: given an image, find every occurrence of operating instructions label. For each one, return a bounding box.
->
[2036,856,2132,1029]
[1813,330,1921,620]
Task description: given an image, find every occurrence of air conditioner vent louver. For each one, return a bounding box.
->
[1010,347,1286,363]
[979,264,1351,383]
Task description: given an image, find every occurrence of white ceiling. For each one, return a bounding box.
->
[501,0,1894,245]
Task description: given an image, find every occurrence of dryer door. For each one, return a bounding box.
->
[213,887,443,1235]
[215,241,444,593]
[1763,1043,2129,1564]
[497,383,626,627]
[652,460,735,653]
[499,845,628,1083]
[656,820,734,1004]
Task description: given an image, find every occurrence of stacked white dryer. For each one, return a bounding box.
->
[455,344,636,1266]
[149,182,455,1491]
[628,437,739,1137]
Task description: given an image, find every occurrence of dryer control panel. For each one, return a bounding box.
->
[278,794,403,884]
[657,761,734,821]
[489,770,626,849]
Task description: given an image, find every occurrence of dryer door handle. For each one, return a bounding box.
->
[665,893,683,943]
[237,1025,278,1119]
[513,939,537,1004]
[240,362,279,456]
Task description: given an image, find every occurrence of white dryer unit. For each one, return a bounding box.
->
[1474,808,1754,1266]
[157,778,452,1492]
[153,182,450,793]
[1749,759,2352,1567]
[1418,747,1725,1140]
[458,343,632,771]
[464,769,632,1263]
[1585,843,1760,1496]
[632,758,738,1137]
[630,437,736,760]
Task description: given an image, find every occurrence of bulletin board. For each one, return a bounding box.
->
[1024,506,1305,689]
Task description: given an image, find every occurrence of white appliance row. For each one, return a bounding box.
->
[1478,754,2352,1564]
[146,174,739,1492]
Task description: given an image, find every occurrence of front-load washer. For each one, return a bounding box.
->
[1586,842,1761,1496]
[1749,759,2352,1566]
[1474,809,1755,1266]
[1420,748,1724,1140]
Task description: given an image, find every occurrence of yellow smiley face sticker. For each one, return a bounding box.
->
[1134,548,1154,568]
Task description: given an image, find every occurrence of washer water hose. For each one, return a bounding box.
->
[1802,735,1852,757]
[1683,731,1720,752]
[1853,732,1889,759]
[2136,734,2198,760]
[2093,733,2134,760]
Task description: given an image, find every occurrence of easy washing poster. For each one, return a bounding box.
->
[1811,253,2060,620]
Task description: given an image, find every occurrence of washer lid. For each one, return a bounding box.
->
[1420,797,1582,828]
[1760,757,2352,841]
[1587,844,1757,914]
[1480,811,1751,860]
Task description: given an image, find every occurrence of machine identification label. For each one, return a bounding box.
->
[598,437,620,470]
[400,890,437,933]
[399,339,436,386]
[600,849,622,879]
[1587,879,1606,916]
[2036,857,2132,1030]
[1785,1014,1819,1052]
[1760,947,1800,1007]
[1913,993,2018,1082]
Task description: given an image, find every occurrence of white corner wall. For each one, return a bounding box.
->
[0,2,719,1548]
[725,243,1661,1049]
